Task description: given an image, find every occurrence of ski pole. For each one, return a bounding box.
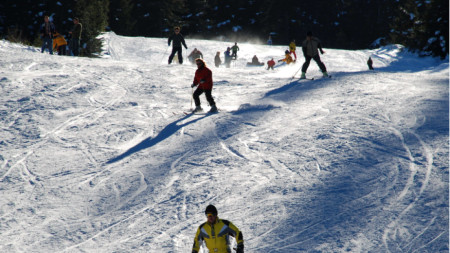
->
[292,65,302,79]
[161,46,169,63]
[190,86,193,110]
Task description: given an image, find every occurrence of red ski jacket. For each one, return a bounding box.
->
[193,66,213,90]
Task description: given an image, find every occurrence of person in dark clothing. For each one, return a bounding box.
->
[214,51,222,67]
[300,31,328,79]
[367,57,374,70]
[191,58,217,113]
[168,26,188,64]
[69,18,82,56]
[231,42,239,60]
[188,48,203,64]
[40,16,56,54]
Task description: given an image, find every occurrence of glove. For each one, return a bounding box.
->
[191,83,196,88]
[200,79,205,84]
[236,244,244,253]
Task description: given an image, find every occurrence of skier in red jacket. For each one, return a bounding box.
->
[191,58,217,113]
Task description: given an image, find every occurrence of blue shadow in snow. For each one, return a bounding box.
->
[106,113,207,164]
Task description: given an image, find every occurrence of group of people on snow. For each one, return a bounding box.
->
[40,15,82,56]
[166,27,333,125]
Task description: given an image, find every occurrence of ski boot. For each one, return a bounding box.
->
[300,72,306,79]
[209,105,218,113]
[192,106,203,113]
[322,71,329,78]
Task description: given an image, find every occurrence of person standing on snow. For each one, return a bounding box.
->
[69,18,82,56]
[168,26,188,64]
[192,205,244,253]
[289,39,297,61]
[231,42,239,60]
[214,51,222,67]
[367,57,374,70]
[40,15,56,54]
[300,31,329,79]
[224,47,232,68]
[191,59,217,113]
[267,58,276,70]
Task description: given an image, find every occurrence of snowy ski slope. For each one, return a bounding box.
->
[0,32,448,252]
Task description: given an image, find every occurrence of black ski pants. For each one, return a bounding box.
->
[169,46,183,64]
[302,54,327,73]
[193,88,215,107]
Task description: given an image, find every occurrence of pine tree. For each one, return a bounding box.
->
[74,0,109,56]
[109,0,136,36]
[390,0,449,58]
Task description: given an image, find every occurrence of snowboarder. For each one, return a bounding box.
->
[367,57,374,70]
[267,58,276,70]
[231,42,239,60]
[69,18,82,56]
[278,50,294,65]
[192,205,244,253]
[289,39,297,61]
[300,31,328,79]
[188,48,203,64]
[40,16,56,54]
[224,47,232,68]
[214,51,222,67]
[191,58,217,113]
[168,26,188,64]
[52,32,67,55]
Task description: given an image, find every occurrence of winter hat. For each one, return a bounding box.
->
[307,31,313,37]
[205,205,218,215]
[285,50,289,54]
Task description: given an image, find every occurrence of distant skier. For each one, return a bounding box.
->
[247,55,263,66]
[168,26,188,64]
[267,35,273,46]
[40,15,56,54]
[231,42,239,60]
[300,31,328,79]
[278,50,294,65]
[69,18,82,56]
[188,48,203,64]
[191,58,217,113]
[289,39,297,61]
[192,205,244,253]
[267,58,276,70]
[214,51,222,67]
[367,57,374,70]
[224,47,232,68]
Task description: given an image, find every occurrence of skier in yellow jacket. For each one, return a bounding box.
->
[289,39,297,61]
[192,205,244,253]
[278,50,294,65]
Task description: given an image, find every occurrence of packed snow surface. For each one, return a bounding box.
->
[0,32,448,252]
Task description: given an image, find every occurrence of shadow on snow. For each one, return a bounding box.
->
[105,113,208,164]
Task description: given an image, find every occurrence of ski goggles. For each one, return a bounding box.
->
[206,213,215,218]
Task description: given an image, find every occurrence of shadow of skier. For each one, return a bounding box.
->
[106,113,207,164]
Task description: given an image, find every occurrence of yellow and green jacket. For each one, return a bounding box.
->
[192,218,244,253]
